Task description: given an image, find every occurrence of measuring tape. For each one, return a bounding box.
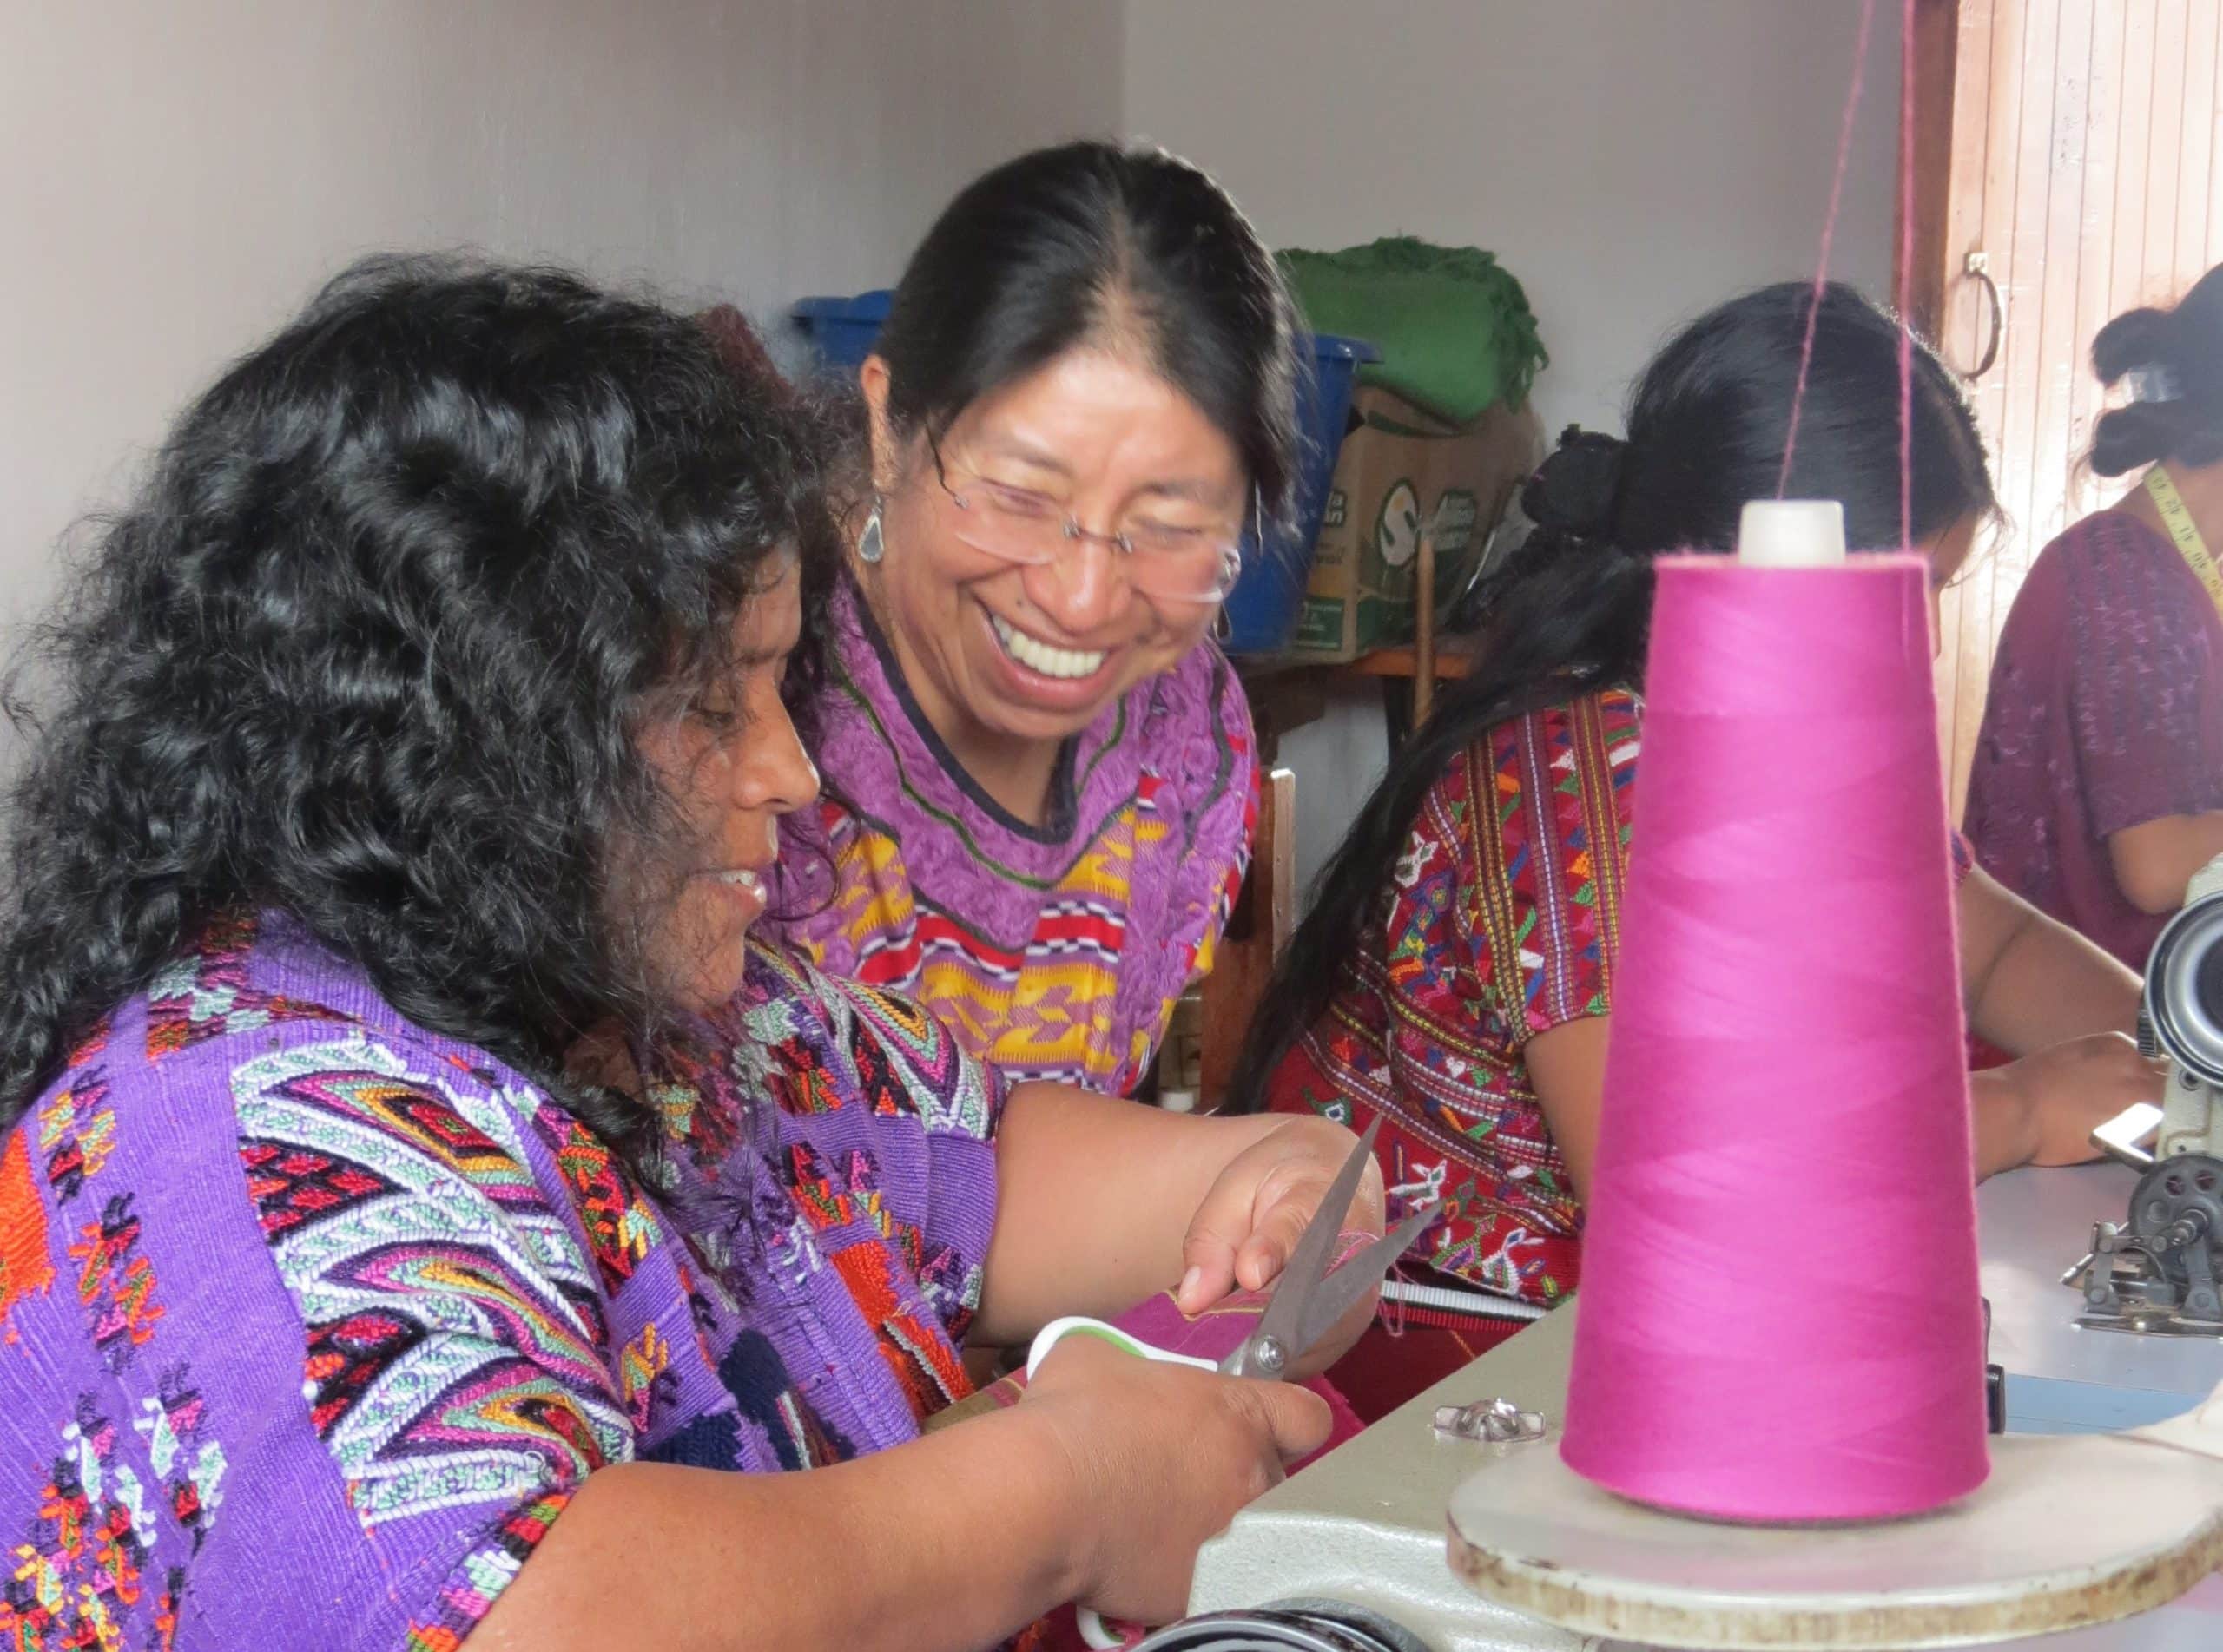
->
[2147,466,2223,625]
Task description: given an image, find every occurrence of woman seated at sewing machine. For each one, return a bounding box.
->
[0,256,1378,1651]
[1967,262,2223,967]
[1230,282,2163,1421]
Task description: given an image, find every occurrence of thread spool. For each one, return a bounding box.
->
[1559,501,1988,1523]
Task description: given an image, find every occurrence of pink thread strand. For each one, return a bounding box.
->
[1778,0,1880,498]
[1899,0,1918,550]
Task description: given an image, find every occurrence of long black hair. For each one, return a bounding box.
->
[872,139,1303,525]
[0,254,841,1189]
[1230,281,1995,1112]
[2089,260,2223,476]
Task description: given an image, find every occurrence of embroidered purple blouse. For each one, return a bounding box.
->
[769,582,1257,1096]
[0,913,1003,1650]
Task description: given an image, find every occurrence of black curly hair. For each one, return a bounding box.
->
[0,253,843,1188]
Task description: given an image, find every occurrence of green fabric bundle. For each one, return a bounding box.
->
[1277,236,1548,425]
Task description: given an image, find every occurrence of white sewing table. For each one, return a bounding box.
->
[1187,1162,2223,1649]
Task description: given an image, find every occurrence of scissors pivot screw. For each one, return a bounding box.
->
[1249,1335,1288,1378]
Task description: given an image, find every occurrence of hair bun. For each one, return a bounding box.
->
[1522,425,1626,537]
[2086,264,2223,471]
[2091,398,2207,477]
[2091,306,2174,387]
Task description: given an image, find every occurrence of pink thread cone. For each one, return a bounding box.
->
[1560,553,1989,1523]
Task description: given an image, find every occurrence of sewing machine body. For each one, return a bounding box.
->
[1191,1164,2223,1649]
[2069,856,2223,1333]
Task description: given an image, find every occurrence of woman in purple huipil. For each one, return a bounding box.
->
[1968,266,2223,966]
[0,258,1378,1652]
[770,142,1277,1099]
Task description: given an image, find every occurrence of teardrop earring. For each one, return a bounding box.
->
[857,497,887,565]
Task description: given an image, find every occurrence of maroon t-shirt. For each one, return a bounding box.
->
[1965,510,2223,970]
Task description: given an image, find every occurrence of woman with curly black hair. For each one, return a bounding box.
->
[0,255,1374,1651]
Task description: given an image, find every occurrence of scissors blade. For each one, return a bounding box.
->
[1243,1116,1384,1367]
[1292,1199,1440,1357]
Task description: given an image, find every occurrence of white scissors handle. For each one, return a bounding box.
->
[1077,1606,1125,1649]
[1025,1320,1227,1647]
[1024,1319,1221,1646]
[1023,1316,1221,1380]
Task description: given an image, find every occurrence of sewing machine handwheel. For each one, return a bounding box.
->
[1129,1601,1428,1650]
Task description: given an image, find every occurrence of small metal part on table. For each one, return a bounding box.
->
[1433,1398,1547,1444]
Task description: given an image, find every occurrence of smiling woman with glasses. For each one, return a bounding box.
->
[766,141,1301,1102]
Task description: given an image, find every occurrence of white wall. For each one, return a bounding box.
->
[3,0,1898,892]
[1,0,1121,634]
[1123,0,1901,885]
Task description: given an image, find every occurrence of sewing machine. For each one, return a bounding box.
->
[1185,1167,2223,1648]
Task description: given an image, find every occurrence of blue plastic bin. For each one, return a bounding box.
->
[1220,332,1378,654]
[790,291,1376,655]
[790,290,894,374]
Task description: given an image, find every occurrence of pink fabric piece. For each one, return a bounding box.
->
[928,1232,1375,1456]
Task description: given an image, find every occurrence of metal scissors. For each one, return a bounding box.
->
[1025,1116,1440,1384]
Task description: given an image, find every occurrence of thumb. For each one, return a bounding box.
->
[1177,1181,1251,1314]
[1248,1379,1334,1464]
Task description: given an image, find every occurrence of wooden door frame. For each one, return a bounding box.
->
[1901,0,1965,339]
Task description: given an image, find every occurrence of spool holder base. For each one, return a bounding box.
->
[1447,1431,2223,1649]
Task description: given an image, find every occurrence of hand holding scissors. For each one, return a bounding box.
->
[1026,1116,1439,1382]
[1026,1116,1437,1648]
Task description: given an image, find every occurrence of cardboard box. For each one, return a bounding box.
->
[1292,386,1543,661]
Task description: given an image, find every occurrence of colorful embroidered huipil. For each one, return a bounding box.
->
[775,581,1256,1095]
[1264,691,1635,1305]
[0,913,1002,1649]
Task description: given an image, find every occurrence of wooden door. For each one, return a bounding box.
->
[1907,0,2223,820]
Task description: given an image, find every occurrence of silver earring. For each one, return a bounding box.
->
[858,497,886,564]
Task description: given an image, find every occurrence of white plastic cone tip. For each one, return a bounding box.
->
[1738,499,1847,567]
